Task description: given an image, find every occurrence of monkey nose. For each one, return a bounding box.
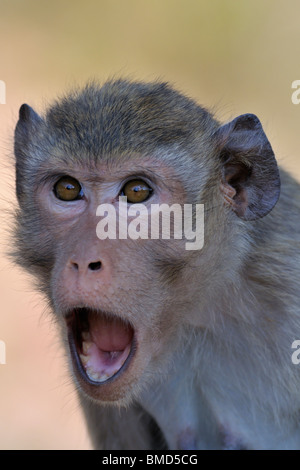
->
[88,261,102,271]
[63,257,112,298]
[70,260,102,273]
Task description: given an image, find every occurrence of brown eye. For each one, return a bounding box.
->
[121,179,153,203]
[54,176,83,201]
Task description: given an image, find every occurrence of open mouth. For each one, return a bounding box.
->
[66,308,135,384]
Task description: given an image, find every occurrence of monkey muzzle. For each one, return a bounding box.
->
[66,308,135,388]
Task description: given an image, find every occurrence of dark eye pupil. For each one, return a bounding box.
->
[54,176,83,201]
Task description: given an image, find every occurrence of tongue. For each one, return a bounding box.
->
[88,313,133,352]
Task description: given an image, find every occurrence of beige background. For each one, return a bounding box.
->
[0,0,300,449]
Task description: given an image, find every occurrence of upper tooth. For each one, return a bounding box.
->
[79,354,89,366]
[82,331,91,341]
[82,341,93,355]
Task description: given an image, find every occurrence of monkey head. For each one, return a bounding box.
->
[13,80,280,407]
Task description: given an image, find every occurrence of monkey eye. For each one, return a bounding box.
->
[53,176,84,201]
[121,179,153,203]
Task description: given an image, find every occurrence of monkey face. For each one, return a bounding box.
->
[31,158,194,405]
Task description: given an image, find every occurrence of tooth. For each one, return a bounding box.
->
[86,367,100,381]
[82,341,93,355]
[82,331,91,341]
[79,354,89,366]
[98,374,109,382]
[90,372,101,381]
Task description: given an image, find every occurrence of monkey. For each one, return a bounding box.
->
[12,78,300,450]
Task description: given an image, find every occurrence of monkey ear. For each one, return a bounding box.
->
[216,113,280,221]
[15,104,44,200]
[16,103,44,135]
[15,104,44,164]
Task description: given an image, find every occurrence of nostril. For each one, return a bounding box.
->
[88,261,102,271]
[71,262,79,271]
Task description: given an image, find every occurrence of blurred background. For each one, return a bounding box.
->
[0,0,300,449]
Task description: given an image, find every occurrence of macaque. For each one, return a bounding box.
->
[13,79,300,449]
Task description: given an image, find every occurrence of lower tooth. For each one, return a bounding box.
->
[79,343,123,383]
[86,368,100,381]
[86,367,110,382]
[99,374,109,382]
